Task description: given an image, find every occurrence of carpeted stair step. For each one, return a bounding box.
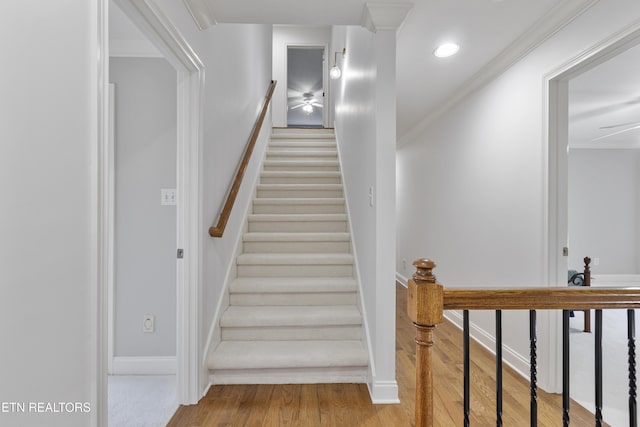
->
[208,340,368,371]
[252,198,345,214]
[260,171,341,184]
[256,184,343,198]
[269,140,336,151]
[236,253,353,277]
[266,150,338,162]
[243,232,350,253]
[220,305,362,340]
[248,213,348,232]
[229,277,357,306]
[263,159,339,172]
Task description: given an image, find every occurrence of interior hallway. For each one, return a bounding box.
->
[167,283,597,426]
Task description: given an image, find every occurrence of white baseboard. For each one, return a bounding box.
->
[444,311,530,381]
[111,356,176,375]
[368,380,400,404]
[396,272,409,287]
[591,274,640,286]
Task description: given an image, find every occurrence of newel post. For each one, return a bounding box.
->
[407,259,444,427]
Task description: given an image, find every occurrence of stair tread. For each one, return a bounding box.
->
[209,340,367,370]
[237,253,353,265]
[261,171,341,177]
[221,305,362,327]
[264,159,339,165]
[249,213,347,221]
[253,198,344,205]
[243,232,350,242]
[230,277,357,293]
[257,183,342,190]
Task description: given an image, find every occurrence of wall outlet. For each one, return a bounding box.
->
[593,257,600,266]
[143,315,154,333]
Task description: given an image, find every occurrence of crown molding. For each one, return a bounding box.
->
[361,2,413,33]
[398,0,599,147]
[183,0,217,31]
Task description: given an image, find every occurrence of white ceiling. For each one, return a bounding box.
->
[113,0,627,142]
[569,42,640,149]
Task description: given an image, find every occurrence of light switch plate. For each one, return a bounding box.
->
[161,189,176,206]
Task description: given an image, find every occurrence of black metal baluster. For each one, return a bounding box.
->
[563,310,570,427]
[496,310,503,427]
[464,310,470,427]
[595,309,603,426]
[530,310,537,427]
[629,309,637,427]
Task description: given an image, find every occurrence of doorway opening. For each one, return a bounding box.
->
[547,23,640,427]
[287,46,326,128]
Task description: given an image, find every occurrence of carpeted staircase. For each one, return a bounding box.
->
[206,128,369,384]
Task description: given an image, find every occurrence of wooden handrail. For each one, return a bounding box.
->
[407,257,640,427]
[209,80,276,238]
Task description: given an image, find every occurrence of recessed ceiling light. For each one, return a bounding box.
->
[433,43,460,58]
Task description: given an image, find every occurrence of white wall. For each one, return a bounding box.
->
[332,25,398,402]
[0,1,99,425]
[272,25,331,127]
[397,0,640,388]
[569,149,640,274]
[110,57,177,359]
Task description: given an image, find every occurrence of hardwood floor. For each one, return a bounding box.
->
[168,283,599,426]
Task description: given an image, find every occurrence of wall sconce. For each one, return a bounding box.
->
[330,48,346,79]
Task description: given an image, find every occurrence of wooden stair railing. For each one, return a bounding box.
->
[209,80,277,238]
[408,257,640,427]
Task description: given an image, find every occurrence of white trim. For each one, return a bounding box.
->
[444,311,530,382]
[182,0,216,30]
[543,19,640,394]
[111,356,176,375]
[107,84,116,377]
[395,272,408,288]
[590,274,640,286]
[361,2,413,33]
[284,43,330,128]
[399,0,598,146]
[368,381,401,404]
[97,1,109,425]
[109,0,205,405]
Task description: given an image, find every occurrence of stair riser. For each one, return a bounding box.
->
[268,145,336,152]
[248,221,348,233]
[243,241,350,253]
[221,325,362,341]
[267,151,338,162]
[237,264,353,277]
[260,176,341,184]
[229,292,356,306]
[263,164,339,172]
[253,203,345,214]
[257,189,343,198]
[210,367,367,385]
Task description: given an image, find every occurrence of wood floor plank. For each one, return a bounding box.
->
[167,283,602,426]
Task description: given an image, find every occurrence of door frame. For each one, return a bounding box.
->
[544,21,640,392]
[99,0,205,421]
[284,44,329,128]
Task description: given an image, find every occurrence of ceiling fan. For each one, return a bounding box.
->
[593,120,640,142]
[289,92,323,114]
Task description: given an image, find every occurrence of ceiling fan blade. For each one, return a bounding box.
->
[311,103,323,108]
[599,120,640,129]
[290,103,306,110]
[592,123,640,142]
